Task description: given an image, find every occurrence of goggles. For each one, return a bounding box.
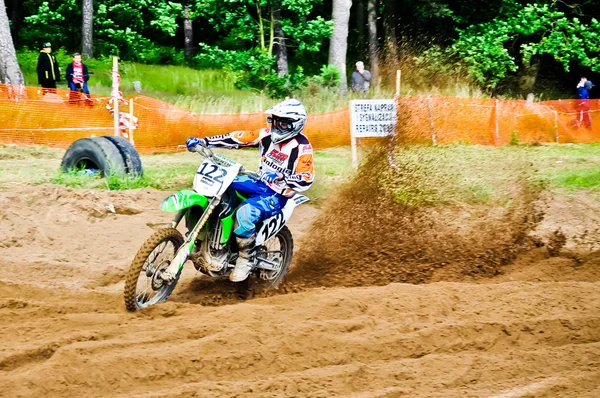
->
[267,116,295,131]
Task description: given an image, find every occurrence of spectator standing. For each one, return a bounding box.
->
[574,77,594,130]
[351,61,371,93]
[66,53,91,103]
[37,42,60,94]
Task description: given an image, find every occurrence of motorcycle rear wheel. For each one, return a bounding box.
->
[124,228,184,311]
[256,225,294,288]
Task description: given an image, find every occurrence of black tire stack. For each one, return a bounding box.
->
[61,136,143,177]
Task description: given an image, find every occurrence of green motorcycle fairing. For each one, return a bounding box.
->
[161,189,236,245]
[220,212,234,244]
[161,189,209,212]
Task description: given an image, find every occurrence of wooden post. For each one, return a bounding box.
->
[389,72,400,168]
[349,100,360,170]
[553,110,559,143]
[111,56,120,137]
[351,130,359,170]
[426,95,437,145]
[494,99,500,146]
[129,98,135,146]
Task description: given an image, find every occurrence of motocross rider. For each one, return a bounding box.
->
[185,98,315,282]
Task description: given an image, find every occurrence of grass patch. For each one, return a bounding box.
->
[17,50,398,113]
[551,168,600,190]
[379,143,600,207]
[0,144,63,160]
[0,144,354,206]
[382,144,540,206]
[49,170,161,190]
[4,142,600,205]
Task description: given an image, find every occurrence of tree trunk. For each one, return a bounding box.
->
[329,0,353,94]
[10,0,19,45]
[183,3,193,58]
[0,0,24,85]
[82,0,93,58]
[384,0,398,65]
[354,0,365,46]
[256,2,266,52]
[273,4,288,77]
[367,0,379,87]
[518,57,541,97]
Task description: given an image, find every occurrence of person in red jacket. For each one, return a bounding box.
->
[36,42,61,94]
[66,53,91,103]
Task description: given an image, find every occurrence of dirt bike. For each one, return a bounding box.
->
[123,143,309,311]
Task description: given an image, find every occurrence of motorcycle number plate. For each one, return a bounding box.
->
[193,158,240,196]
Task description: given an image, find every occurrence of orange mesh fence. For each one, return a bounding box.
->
[1,84,599,152]
[130,96,350,152]
[397,96,600,146]
[0,85,115,147]
[398,96,497,145]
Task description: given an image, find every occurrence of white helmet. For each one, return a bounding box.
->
[265,98,307,144]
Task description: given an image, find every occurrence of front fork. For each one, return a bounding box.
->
[161,196,221,280]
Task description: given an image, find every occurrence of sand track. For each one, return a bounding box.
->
[0,184,599,397]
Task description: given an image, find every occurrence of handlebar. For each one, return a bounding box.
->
[193,144,214,159]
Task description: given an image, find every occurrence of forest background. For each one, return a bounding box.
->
[0,0,599,113]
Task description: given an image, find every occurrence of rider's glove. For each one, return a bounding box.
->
[260,171,283,184]
[186,137,206,152]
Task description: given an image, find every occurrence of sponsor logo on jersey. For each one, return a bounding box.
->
[263,159,290,175]
[267,149,288,163]
[302,172,313,181]
[300,144,313,154]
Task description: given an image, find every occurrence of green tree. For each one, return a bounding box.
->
[452,3,600,88]
[193,0,332,57]
[192,0,332,94]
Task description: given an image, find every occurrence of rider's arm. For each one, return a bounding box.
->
[205,129,267,149]
[283,140,314,193]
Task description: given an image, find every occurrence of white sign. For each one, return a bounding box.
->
[349,99,397,169]
[350,99,397,138]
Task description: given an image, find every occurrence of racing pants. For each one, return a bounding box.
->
[231,176,287,238]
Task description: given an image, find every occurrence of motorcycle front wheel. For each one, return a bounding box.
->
[124,228,184,311]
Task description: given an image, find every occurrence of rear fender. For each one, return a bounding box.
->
[161,189,209,212]
[255,194,309,246]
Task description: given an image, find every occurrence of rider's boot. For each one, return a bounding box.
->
[230,236,256,282]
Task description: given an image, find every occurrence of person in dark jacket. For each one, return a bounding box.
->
[37,42,61,94]
[351,61,371,93]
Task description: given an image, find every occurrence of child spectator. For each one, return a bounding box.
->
[66,53,91,104]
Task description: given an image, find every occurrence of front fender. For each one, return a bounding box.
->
[161,189,208,212]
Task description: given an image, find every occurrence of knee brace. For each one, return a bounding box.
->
[234,203,261,238]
